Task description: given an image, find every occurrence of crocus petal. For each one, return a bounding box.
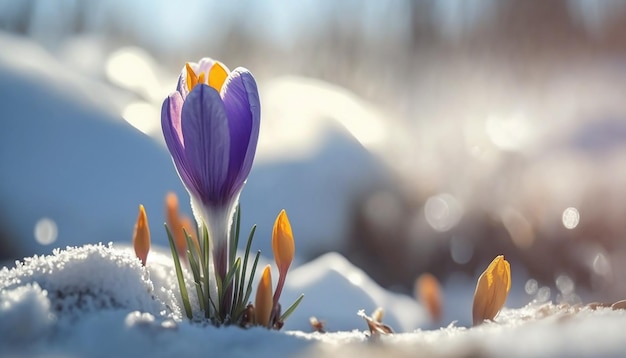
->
[472,255,511,325]
[208,62,229,92]
[176,71,189,100]
[272,209,295,273]
[133,205,151,266]
[185,63,199,93]
[161,92,201,200]
[416,273,442,323]
[221,68,260,197]
[166,192,188,258]
[165,92,184,145]
[255,265,274,328]
[177,58,230,99]
[181,84,231,206]
[271,209,294,308]
[177,59,212,99]
[196,58,219,76]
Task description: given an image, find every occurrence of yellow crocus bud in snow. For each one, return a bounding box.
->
[272,210,295,272]
[133,205,151,266]
[255,265,273,328]
[472,255,511,326]
[272,210,295,307]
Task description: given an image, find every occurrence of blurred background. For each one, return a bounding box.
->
[2,0,626,315]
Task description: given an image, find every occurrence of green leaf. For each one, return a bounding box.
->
[221,258,241,318]
[166,224,192,319]
[243,250,261,305]
[238,225,257,308]
[279,294,304,322]
[184,227,200,264]
[223,258,240,294]
[201,222,212,319]
[184,229,204,312]
[187,257,204,310]
[214,250,224,321]
[231,267,241,319]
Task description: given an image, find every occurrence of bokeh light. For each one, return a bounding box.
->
[34,218,58,246]
[525,279,538,295]
[562,207,580,229]
[122,101,161,136]
[424,193,463,233]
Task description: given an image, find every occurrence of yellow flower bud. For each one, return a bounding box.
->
[133,205,151,266]
[472,255,511,325]
[416,273,443,323]
[272,210,295,274]
[255,265,273,328]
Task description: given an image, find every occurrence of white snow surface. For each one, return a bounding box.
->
[2,244,626,357]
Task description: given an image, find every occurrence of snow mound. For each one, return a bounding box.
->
[0,243,170,319]
[0,282,55,345]
[283,252,426,332]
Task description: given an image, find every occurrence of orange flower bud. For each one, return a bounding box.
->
[472,255,511,325]
[166,192,188,257]
[272,210,295,309]
[255,265,273,328]
[272,210,295,274]
[133,205,151,266]
[416,273,442,323]
[180,215,200,254]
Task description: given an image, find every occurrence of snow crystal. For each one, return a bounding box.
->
[0,243,171,319]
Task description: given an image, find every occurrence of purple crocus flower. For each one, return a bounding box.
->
[161,58,260,284]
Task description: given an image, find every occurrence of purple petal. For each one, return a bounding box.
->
[181,84,231,206]
[176,66,189,100]
[161,92,201,199]
[221,68,261,197]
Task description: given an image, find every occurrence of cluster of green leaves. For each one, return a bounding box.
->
[165,207,259,324]
[165,207,302,327]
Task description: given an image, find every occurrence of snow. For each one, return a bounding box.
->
[2,244,626,357]
[283,252,424,332]
[0,244,173,318]
[0,283,54,345]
